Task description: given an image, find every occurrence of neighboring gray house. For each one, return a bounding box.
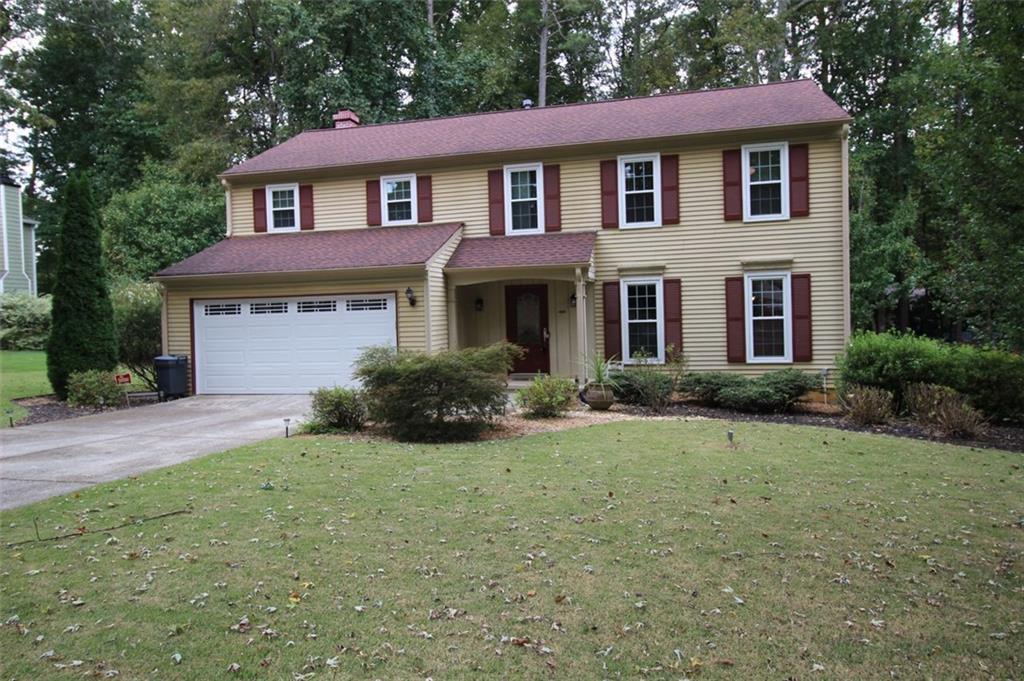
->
[1,173,38,295]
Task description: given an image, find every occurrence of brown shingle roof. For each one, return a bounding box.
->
[446,232,597,270]
[155,223,461,278]
[223,80,850,178]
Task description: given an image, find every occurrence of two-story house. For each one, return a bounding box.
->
[0,173,39,295]
[155,80,851,395]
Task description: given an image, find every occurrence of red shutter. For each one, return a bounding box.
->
[487,169,504,236]
[725,276,746,363]
[661,154,680,225]
[663,278,682,355]
[366,179,381,226]
[600,159,618,228]
[417,175,432,223]
[543,164,561,232]
[789,144,809,217]
[602,281,621,360]
[791,273,812,362]
[299,184,314,230]
[252,188,267,233]
[723,149,743,221]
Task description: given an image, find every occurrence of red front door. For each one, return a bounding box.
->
[505,284,550,374]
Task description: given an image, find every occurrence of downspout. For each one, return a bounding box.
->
[0,185,8,294]
[840,124,851,343]
[222,179,233,237]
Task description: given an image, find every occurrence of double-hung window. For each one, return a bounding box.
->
[620,277,664,363]
[266,184,300,232]
[381,174,417,225]
[504,163,544,234]
[745,271,792,363]
[618,153,661,228]
[742,142,789,221]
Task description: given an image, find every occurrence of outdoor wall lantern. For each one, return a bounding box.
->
[474,297,484,312]
[405,287,417,306]
[569,293,578,308]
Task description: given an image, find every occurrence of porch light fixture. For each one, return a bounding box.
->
[474,298,484,312]
[569,293,577,308]
[405,287,417,306]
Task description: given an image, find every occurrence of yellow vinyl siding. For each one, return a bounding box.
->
[425,229,463,351]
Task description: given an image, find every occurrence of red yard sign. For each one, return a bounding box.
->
[115,373,132,385]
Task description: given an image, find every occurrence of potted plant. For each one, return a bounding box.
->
[582,355,619,411]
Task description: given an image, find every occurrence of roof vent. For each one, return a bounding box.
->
[522,98,533,109]
[332,109,361,129]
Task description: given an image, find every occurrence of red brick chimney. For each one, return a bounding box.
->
[332,109,361,129]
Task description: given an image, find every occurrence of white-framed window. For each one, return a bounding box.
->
[266,183,300,232]
[742,142,789,222]
[745,271,792,363]
[620,276,664,364]
[503,162,545,235]
[618,153,661,228]
[380,174,418,225]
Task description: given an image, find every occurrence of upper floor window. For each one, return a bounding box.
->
[745,271,792,363]
[504,163,544,235]
[381,174,417,225]
[619,154,661,228]
[266,184,300,232]
[620,276,665,363]
[742,142,789,221]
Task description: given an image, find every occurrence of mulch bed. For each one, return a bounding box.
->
[13,393,160,427]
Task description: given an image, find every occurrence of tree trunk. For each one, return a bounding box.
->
[538,0,549,107]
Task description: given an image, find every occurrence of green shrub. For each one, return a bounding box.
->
[677,371,747,403]
[717,382,793,413]
[950,348,1024,422]
[612,367,674,410]
[0,293,51,350]
[516,375,577,417]
[840,385,894,425]
[112,281,163,390]
[758,368,820,402]
[679,370,816,413]
[355,342,521,442]
[304,386,365,433]
[66,370,123,408]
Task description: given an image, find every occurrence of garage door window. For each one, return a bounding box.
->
[346,298,389,311]
[297,299,337,313]
[204,303,241,316]
[250,301,288,314]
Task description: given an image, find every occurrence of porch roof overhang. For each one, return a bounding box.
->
[444,231,597,278]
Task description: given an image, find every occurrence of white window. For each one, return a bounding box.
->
[266,183,300,232]
[618,153,661,228]
[745,272,792,363]
[380,174,418,225]
[620,277,664,364]
[742,142,789,222]
[503,163,545,235]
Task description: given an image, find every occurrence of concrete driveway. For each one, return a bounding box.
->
[0,395,310,510]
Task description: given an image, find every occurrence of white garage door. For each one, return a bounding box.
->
[193,294,396,394]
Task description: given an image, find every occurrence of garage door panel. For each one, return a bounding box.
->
[194,294,396,395]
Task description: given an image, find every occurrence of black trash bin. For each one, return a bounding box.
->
[154,355,189,398]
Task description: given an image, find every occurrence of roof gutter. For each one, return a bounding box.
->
[153,263,427,283]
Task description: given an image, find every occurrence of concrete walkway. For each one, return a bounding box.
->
[0,395,310,510]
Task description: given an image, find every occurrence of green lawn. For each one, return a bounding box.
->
[0,420,1020,679]
[0,351,50,426]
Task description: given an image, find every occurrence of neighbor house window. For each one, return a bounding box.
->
[620,277,664,363]
[745,272,792,363]
[618,153,661,228]
[504,163,544,234]
[380,174,417,225]
[266,184,300,232]
[742,142,789,221]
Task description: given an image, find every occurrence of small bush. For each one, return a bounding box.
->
[613,367,674,411]
[0,293,51,350]
[951,348,1024,422]
[679,369,816,413]
[356,342,521,442]
[516,375,577,417]
[906,383,987,438]
[66,370,123,408]
[305,386,366,433]
[717,382,792,413]
[758,368,820,402]
[840,385,894,425]
[677,371,747,403]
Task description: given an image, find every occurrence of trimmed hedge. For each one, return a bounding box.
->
[679,369,818,413]
[837,332,1024,422]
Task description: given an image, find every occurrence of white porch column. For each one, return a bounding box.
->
[575,268,589,384]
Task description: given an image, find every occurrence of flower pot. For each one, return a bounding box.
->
[584,384,615,411]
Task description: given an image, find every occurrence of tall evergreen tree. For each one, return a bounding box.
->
[46,172,118,399]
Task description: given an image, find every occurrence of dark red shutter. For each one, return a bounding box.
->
[662,154,680,225]
[789,144,809,218]
[543,164,561,232]
[792,273,812,361]
[417,175,432,223]
[299,184,314,230]
[487,169,504,236]
[723,149,743,221]
[602,281,621,360]
[663,278,682,355]
[366,179,381,226]
[725,276,746,363]
[252,188,267,233]
[600,159,618,228]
